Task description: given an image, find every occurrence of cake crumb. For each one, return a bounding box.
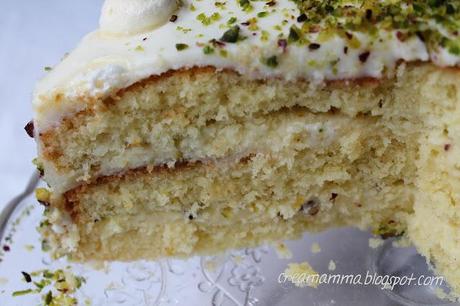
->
[232,255,243,264]
[328,260,336,271]
[146,164,154,173]
[0,277,8,285]
[434,286,459,302]
[88,261,110,273]
[434,287,448,300]
[167,161,176,168]
[284,262,318,288]
[311,242,321,254]
[204,259,218,272]
[272,242,292,259]
[24,244,34,252]
[369,237,384,249]
[392,236,411,248]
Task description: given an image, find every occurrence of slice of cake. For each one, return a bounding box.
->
[30,0,460,294]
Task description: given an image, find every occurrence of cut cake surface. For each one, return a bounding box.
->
[31,0,460,296]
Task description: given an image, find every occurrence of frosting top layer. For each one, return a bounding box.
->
[33,0,460,130]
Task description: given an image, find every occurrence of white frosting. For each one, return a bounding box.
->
[432,47,460,67]
[100,0,178,34]
[33,0,458,131]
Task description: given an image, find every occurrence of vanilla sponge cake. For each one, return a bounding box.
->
[30,0,460,294]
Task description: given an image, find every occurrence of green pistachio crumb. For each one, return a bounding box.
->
[238,0,253,11]
[220,25,240,43]
[293,0,460,56]
[227,17,237,25]
[134,45,144,52]
[264,55,278,68]
[197,12,221,25]
[257,11,269,18]
[12,289,34,296]
[41,240,51,252]
[43,271,54,279]
[32,158,44,175]
[175,43,189,51]
[288,25,301,42]
[215,1,226,9]
[203,45,215,54]
[44,291,53,305]
[261,30,270,41]
[176,26,192,33]
[219,49,228,57]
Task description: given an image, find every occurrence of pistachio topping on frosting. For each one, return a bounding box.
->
[292,0,460,58]
[100,0,179,34]
[34,0,460,131]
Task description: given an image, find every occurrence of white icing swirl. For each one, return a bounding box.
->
[100,0,178,34]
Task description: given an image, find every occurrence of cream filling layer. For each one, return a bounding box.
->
[43,112,357,193]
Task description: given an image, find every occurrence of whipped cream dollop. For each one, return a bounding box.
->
[100,0,178,34]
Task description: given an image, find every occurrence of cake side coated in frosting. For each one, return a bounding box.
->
[33,0,460,130]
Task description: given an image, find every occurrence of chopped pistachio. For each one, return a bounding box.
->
[176,26,192,33]
[220,25,240,43]
[238,0,253,12]
[203,45,215,54]
[175,43,189,51]
[13,268,86,305]
[134,45,144,52]
[34,279,52,291]
[215,1,226,9]
[12,289,34,296]
[264,55,279,68]
[257,11,269,18]
[227,17,237,25]
[219,49,228,57]
[288,25,301,42]
[293,0,460,56]
[44,291,53,305]
[245,17,259,31]
[41,239,51,252]
[197,12,221,26]
[43,271,54,279]
[261,30,270,41]
[32,158,44,175]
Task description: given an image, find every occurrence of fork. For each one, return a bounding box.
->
[0,171,40,241]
